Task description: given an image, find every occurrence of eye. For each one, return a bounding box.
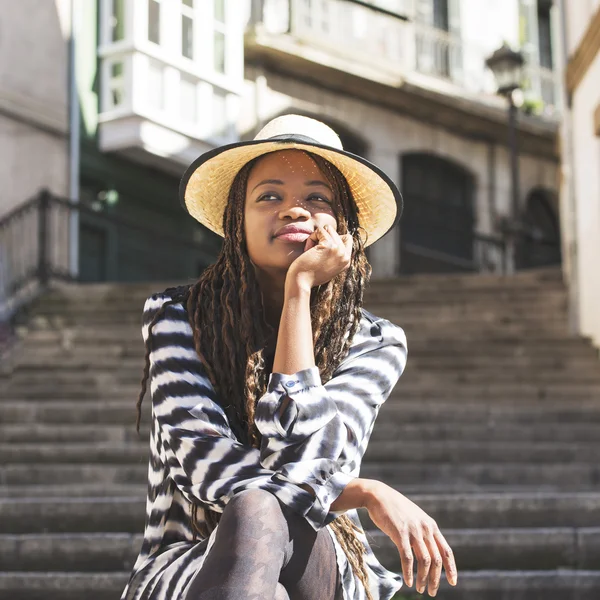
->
[257,193,281,202]
[307,194,331,204]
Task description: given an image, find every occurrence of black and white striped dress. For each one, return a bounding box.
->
[120,287,408,600]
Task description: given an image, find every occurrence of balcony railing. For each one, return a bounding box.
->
[253,0,561,114]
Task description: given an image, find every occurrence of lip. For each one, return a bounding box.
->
[275,232,311,243]
[274,224,314,238]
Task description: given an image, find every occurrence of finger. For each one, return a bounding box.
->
[423,530,443,596]
[396,535,414,588]
[324,224,346,250]
[434,530,458,586]
[305,225,330,250]
[321,224,339,247]
[323,226,350,261]
[411,535,432,595]
[340,233,354,260]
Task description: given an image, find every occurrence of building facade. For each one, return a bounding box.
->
[1,0,565,317]
[560,0,600,347]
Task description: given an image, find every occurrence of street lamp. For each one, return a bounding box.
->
[485,43,525,273]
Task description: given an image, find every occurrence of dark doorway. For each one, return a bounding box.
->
[515,188,562,270]
[399,153,475,274]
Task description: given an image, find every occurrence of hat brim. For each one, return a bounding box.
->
[179,137,403,248]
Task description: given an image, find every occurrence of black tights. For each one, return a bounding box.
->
[183,489,342,600]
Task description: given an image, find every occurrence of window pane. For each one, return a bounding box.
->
[111,0,125,41]
[214,0,225,23]
[111,61,124,77]
[180,77,197,123]
[214,31,225,73]
[182,15,194,59]
[183,0,194,7]
[111,87,124,107]
[213,89,227,135]
[109,60,124,108]
[148,0,161,44]
[148,61,164,110]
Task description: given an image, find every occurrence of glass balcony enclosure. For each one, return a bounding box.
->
[249,0,561,117]
[98,0,244,167]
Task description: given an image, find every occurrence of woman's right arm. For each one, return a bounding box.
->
[143,292,346,531]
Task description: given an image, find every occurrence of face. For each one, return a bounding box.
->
[244,149,339,275]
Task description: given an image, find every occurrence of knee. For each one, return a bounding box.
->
[224,489,285,524]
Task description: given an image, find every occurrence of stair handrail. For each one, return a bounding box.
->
[1,189,54,320]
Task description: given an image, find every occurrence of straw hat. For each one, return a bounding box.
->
[179,114,403,247]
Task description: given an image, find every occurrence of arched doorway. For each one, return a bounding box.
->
[515,188,562,270]
[399,153,475,274]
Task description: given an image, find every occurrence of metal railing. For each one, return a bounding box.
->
[399,230,508,275]
[254,0,561,114]
[0,190,216,327]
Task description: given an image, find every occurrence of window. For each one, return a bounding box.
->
[400,153,474,274]
[108,60,125,108]
[148,0,161,45]
[212,88,228,136]
[213,0,227,73]
[181,0,195,59]
[537,0,553,69]
[433,0,449,31]
[148,60,165,111]
[214,0,225,22]
[180,76,197,123]
[111,0,125,41]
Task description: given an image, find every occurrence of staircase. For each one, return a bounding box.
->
[1,267,599,600]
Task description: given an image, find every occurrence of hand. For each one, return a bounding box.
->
[364,481,458,596]
[286,224,353,290]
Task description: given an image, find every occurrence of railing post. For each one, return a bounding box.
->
[37,188,50,287]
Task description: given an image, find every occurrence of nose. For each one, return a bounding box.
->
[278,198,312,220]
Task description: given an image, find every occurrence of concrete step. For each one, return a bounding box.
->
[407,356,600,370]
[363,440,600,463]
[18,319,573,338]
[1,568,599,600]
[0,484,144,498]
[369,527,600,571]
[3,440,600,465]
[9,352,600,386]
[0,533,142,572]
[0,497,145,533]
[10,342,598,367]
[17,329,593,349]
[0,424,150,444]
[2,527,599,573]
[398,371,600,385]
[391,570,600,600]
[4,398,600,426]
[3,491,599,534]
[0,400,148,425]
[3,419,599,445]
[24,305,571,326]
[0,571,130,600]
[370,421,600,443]
[4,379,600,401]
[0,444,147,464]
[361,462,600,491]
[0,464,147,486]
[358,491,600,529]
[3,461,600,489]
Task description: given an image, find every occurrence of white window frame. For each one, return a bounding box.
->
[100,54,133,116]
[180,0,196,61]
[98,0,242,142]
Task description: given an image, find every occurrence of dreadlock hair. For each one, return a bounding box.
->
[136,149,375,600]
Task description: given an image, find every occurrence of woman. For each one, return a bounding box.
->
[121,115,458,600]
